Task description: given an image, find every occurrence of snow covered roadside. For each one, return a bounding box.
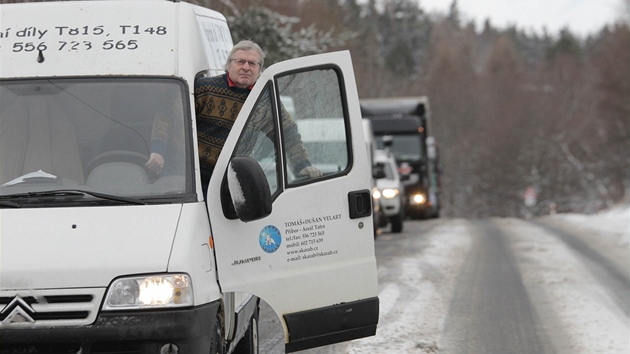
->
[271,217,473,354]
[504,203,630,354]
[315,219,473,354]
[303,205,629,354]
[551,203,630,245]
[544,203,630,267]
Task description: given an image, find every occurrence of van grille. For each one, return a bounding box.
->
[0,288,104,327]
[0,290,143,353]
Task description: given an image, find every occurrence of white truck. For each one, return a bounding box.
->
[0,1,379,353]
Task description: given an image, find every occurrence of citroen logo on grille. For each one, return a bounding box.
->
[0,295,36,325]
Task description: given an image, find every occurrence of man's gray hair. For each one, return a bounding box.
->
[224,40,265,71]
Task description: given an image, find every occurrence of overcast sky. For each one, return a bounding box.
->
[418,0,624,37]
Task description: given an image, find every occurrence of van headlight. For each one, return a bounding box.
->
[381,188,399,199]
[103,274,193,310]
[412,193,426,204]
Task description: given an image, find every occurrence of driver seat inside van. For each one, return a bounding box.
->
[0,95,84,185]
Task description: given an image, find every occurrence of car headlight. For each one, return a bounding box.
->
[381,188,399,199]
[372,188,381,200]
[413,193,426,204]
[103,274,193,310]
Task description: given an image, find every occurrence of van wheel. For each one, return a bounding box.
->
[210,315,226,354]
[391,214,403,233]
[233,306,259,354]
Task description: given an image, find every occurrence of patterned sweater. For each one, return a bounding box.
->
[194,73,311,177]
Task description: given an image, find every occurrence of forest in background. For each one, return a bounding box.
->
[3,0,629,217]
[205,0,629,218]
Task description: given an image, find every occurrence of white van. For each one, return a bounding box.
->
[294,118,381,237]
[373,150,406,233]
[363,119,382,236]
[0,1,379,353]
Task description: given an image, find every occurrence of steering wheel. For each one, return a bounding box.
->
[85,150,149,177]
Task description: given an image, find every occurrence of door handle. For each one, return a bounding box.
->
[348,189,372,219]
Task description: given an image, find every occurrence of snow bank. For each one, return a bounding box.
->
[547,202,630,250]
[344,220,472,354]
[507,205,630,354]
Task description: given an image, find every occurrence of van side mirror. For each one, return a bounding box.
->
[221,156,272,222]
[427,136,437,160]
[373,163,386,179]
[382,135,393,147]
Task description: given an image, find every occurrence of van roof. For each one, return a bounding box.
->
[360,96,429,117]
[367,116,422,134]
[0,0,231,79]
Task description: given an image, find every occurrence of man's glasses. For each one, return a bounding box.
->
[231,58,261,67]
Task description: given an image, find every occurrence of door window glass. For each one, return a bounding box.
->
[276,68,349,185]
[233,85,280,195]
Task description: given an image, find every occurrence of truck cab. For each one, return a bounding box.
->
[0,1,379,353]
[361,97,441,219]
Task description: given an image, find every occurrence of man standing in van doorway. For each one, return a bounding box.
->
[145,40,321,194]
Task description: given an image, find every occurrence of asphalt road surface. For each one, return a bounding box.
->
[258,215,629,353]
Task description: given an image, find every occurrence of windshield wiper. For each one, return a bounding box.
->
[0,189,146,205]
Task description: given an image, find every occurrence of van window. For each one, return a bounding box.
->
[383,160,395,180]
[376,135,423,161]
[234,85,280,196]
[276,68,349,185]
[230,67,350,195]
[0,78,194,205]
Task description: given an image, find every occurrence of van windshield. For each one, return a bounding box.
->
[376,135,423,161]
[0,78,194,205]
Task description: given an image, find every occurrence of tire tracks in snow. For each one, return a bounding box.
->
[535,219,630,316]
[304,219,471,353]
[441,219,549,354]
[505,218,629,354]
[345,219,471,353]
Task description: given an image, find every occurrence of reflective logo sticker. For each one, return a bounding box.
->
[259,225,281,253]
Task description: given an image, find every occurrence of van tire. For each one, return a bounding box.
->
[233,305,259,354]
[391,214,403,233]
[210,314,226,354]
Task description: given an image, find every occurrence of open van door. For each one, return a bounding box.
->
[206,51,379,352]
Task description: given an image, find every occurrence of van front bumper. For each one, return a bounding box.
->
[379,197,402,217]
[0,301,220,353]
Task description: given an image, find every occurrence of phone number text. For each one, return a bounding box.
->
[2,25,168,53]
[12,40,141,52]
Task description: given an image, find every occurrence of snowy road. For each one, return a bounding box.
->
[258,205,629,353]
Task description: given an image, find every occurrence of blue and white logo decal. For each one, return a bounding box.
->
[259,225,282,253]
